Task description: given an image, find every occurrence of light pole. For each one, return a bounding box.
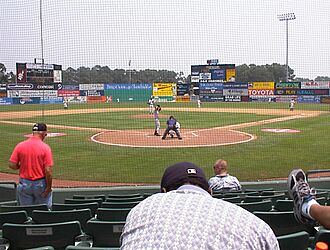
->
[277,13,296,82]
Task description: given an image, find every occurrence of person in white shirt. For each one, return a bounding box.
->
[120,162,279,250]
[208,159,242,193]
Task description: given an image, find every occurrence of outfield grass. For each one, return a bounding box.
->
[0,101,329,183]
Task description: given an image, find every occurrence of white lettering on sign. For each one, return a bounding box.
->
[249,89,274,96]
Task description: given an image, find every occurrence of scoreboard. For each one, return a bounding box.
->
[16,62,62,84]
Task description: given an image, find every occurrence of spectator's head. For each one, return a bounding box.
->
[213,159,228,175]
[160,162,209,193]
[32,123,48,140]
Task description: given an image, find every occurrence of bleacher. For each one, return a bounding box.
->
[0,179,329,249]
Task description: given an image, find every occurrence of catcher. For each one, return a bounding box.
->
[162,116,182,140]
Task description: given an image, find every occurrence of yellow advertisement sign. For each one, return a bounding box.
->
[153,83,176,96]
[226,68,236,81]
[249,82,274,90]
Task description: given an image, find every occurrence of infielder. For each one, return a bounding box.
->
[154,105,161,136]
[289,98,295,111]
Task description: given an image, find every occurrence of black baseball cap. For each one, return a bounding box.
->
[32,123,47,132]
[160,162,209,192]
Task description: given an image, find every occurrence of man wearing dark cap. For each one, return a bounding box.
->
[120,162,279,249]
[8,123,53,208]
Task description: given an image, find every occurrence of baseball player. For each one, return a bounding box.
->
[148,96,155,114]
[289,98,295,111]
[162,116,182,140]
[154,105,161,136]
[168,121,180,138]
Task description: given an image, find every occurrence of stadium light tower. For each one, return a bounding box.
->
[277,13,296,82]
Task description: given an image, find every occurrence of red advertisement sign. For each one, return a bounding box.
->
[58,90,80,97]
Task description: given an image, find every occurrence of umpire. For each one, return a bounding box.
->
[162,116,182,140]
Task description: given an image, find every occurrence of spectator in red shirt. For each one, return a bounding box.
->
[9,123,53,208]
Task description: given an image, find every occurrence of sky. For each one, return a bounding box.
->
[1,0,329,79]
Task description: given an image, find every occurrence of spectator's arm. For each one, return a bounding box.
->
[8,161,19,170]
[41,166,53,197]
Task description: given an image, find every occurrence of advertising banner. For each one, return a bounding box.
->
[226,68,236,82]
[58,90,80,97]
[7,83,59,90]
[0,84,7,91]
[223,82,248,89]
[175,96,191,102]
[200,89,223,94]
[7,90,58,98]
[12,97,41,105]
[249,96,276,102]
[275,95,297,103]
[275,82,300,89]
[0,98,12,105]
[249,82,275,90]
[224,96,241,102]
[301,81,330,89]
[248,89,275,96]
[64,96,87,104]
[79,84,104,91]
[297,96,321,103]
[191,76,199,83]
[104,83,152,90]
[40,97,64,104]
[87,96,107,103]
[199,95,224,102]
[297,89,329,95]
[275,89,298,95]
[0,91,7,98]
[199,73,211,80]
[80,90,104,96]
[200,82,224,90]
[321,96,330,104]
[153,83,176,96]
[210,69,226,80]
[60,84,80,90]
[223,88,248,96]
[177,83,190,96]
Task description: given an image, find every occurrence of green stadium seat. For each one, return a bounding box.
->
[107,193,142,199]
[0,200,18,206]
[277,231,310,250]
[0,204,49,217]
[65,198,103,207]
[105,195,145,203]
[32,209,92,231]
[313,227,330,247]
[253,211,315,236]
[95,208,131,222]
[236,200,272,213]
[52,202,99,217]
[2,221,83,249]
[85,220,125,247]
[221,196,243,203]
[26,246,55,250]
[101,201,140,209]
[73,195,106,202]
[244,193,286,205]
[0,210,31,237]
[273,199,294,212]
[66,246,119,250]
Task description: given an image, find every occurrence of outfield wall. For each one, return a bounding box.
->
[0,81,330,105]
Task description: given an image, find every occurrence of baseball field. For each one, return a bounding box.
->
[0,101,329,185]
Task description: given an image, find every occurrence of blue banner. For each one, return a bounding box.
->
[40,97,64,104]
[223,82,248,89]
[210,69,226,80]
[0,98,12,105]
[12,97,41,104]
[199,82,224,90]
[104,83,152,90]
[297,95,321,103]
[60,84,80,90]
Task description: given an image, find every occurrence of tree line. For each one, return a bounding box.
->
[0,62,329,85]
